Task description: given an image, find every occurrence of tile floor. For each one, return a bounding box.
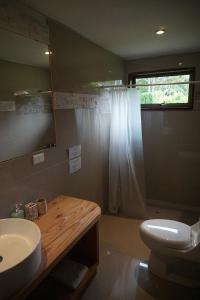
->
[82,208,200,300]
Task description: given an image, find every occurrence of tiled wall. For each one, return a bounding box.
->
[125,53,200,209]
[2,3,200,217]
[0,20,124,218]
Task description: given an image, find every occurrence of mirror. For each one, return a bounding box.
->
[0,28,56,163]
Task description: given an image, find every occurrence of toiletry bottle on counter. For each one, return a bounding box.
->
[36,198,48,216]
[25,202,38,220]
[10,203,25,219]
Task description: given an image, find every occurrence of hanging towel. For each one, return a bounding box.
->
[50,257,88,290]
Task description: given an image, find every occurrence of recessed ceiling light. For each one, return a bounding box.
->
[155,28,166,35]
[44,50,52,55]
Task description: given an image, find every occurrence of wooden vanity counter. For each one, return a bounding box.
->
[13,195,101,300]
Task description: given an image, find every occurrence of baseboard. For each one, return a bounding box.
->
[147,199,200,213]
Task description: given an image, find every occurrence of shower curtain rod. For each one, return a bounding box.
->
[54,80,200,93]
[96,80,200,88]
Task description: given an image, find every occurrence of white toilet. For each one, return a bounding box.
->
[140,218,200,287]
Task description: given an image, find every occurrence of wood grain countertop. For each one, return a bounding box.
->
[13,195,101,300]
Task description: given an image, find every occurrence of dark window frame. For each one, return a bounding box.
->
[128,68,195,110]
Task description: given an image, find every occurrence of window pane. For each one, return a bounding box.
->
[136,74,190,105]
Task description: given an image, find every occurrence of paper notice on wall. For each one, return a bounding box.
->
[68,145,81,160]
[0,101,16,111]
[69,156,81,174]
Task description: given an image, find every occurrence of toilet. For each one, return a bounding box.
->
[140,218,200,287]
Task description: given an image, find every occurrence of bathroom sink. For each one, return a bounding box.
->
[0,218,41,299]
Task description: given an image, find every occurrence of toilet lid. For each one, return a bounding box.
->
[140,219,192,249]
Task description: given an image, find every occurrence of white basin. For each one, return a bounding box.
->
[0,218,41,299]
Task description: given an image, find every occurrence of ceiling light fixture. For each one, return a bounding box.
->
[155,28,166,35]
[44,50,52,55]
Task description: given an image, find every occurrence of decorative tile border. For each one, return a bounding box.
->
[54,92,98,109]
[0,2,49,44]
[54,91,111,113]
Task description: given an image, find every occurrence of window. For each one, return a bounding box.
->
[128,68,195,109]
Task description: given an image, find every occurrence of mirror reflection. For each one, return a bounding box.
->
[0,28,56,162]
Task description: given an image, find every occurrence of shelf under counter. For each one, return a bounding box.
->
[12,195,101,300]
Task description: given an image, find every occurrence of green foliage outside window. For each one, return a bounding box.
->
[136,75,190,105]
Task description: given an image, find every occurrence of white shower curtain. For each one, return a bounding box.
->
[108,88,146,218]
[75,87,146,218]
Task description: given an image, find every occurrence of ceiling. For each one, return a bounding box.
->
[23,0,200,60]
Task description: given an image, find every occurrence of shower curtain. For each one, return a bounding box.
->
[108,88,146,218]
[75,87,146,218]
